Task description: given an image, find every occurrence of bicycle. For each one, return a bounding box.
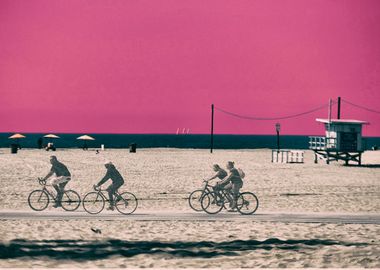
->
[188,179,223,212]
[28,178,81,211]
[200,186,259,215]
[82,185,138,215]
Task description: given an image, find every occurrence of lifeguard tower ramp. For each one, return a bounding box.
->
[309,119,369,165]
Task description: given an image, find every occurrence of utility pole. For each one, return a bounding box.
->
[210,104,214,153]
[328,98,332,123]
[337,96,341,119]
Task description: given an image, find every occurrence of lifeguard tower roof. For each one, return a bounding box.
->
[316,118,369,125]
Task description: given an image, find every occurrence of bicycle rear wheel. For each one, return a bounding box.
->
[188,189,205,212]
[61,190,81,211]
[28,190,49,211]
[201,192,224,214]
[236,192,259,215]
[82,192,105,214]
[115,192,138,215]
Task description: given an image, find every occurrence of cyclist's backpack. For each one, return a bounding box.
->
[237,168,245,179]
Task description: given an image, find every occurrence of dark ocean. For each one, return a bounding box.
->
[1,133,380,150]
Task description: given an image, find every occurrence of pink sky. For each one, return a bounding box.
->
[1,0,380,135]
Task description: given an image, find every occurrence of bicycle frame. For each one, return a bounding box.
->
[39,183,59,203]
[93,188,122,203]
[211,185,236,204]
[200,181,214,197]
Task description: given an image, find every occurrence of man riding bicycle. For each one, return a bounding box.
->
[215,161,243,209]
[42,156,71,208]
[94,161,125,211]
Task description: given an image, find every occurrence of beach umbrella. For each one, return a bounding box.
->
[44,134,60,139]
[77,135,95,140]
[8,133,26,139]
[8,133,26,149]
[77,135,95,150]
[43,134,60,149]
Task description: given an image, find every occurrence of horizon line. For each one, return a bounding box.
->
[1,132,380,138]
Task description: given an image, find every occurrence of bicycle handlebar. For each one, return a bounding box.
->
[38,177,46,186]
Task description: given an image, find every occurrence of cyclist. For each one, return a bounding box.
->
[94,161,125,211]
[216,161,243,209]
[41,156,71,208]
[205,164,227,200]
[205,164,227,183]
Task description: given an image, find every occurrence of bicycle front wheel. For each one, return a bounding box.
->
[115,192,138,215]
[61,190,81,211]
[82,192,105,214]
[188,189,205,212]
[236,192,259,215]
[28,190,49,211]
[201,192,224,214]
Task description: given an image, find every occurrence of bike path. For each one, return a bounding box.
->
[0,210,379,224]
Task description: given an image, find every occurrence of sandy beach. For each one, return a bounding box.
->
[0,148,379,268]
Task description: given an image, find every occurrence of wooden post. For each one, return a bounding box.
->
[275,123,281,153]
[210,104,214,153]
[276,130,280,152]
[337,96,341,119]
[326,153,330,164]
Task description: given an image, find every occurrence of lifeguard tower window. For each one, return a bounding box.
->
[340,132,357,152]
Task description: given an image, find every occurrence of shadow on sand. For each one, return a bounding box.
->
[0,238,368,260]
[345,164,380,168]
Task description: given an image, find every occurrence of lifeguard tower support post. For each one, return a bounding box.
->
[309,119,369,165]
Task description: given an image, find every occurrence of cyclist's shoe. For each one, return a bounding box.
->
[107,205,115,211]
[53,203,61,208]
[216,200,224,206]
[227,208,237,212]
[229,201,237,209]
[211,198,223,206]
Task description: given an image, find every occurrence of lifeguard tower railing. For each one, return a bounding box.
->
[309,136,337,150]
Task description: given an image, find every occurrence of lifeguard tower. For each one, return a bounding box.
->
[309,119,369,165]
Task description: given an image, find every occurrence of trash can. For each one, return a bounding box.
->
[11,144,18,154]
[129,143,137,153]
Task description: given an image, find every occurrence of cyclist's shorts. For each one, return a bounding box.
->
[50,176,71,186]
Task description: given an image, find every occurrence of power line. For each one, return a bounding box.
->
[341,99,380,115]
[215,102,333,121]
